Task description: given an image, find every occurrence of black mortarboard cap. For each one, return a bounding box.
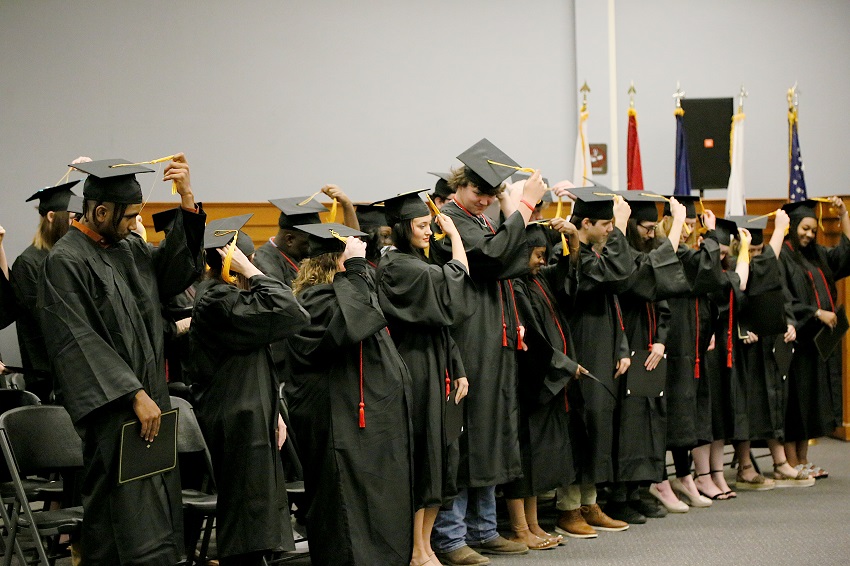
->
[295,222,367,258]
[714,217,738,245]
[355,204,389,230]
[570,187,616,219]
[728,215,767,246]
[25,180,80,215]
[526,224,549,248]
[428,172,454,200]
[203,214,255,256]
[71,159,152,205]
[781,200,818,221]
[456,138,521,190]
[269,197,327,229]
[152,208,180,234]
[371,189,431,226]
[67,195,84,216]
[663,194,700,218]
[623,192,663,224]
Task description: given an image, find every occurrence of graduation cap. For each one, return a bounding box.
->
[370,189,431,227]
[67,195,84,216]
[728,215,767,246]
[203,214,255,256]
[269,197,327,229]
[70,159,153,204]
[456,138,525,191]
[663,194,701,218]
[714,217,738,245]
[355,204,389,231]
[526,224,549,248]
[294,222,367,258]
[25,180,80,215]
[428,172,455,200]
[781,200,818,221]
[569,187,617,219]
[623,191,664,224]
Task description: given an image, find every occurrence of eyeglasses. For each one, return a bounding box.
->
[637,223,657,234]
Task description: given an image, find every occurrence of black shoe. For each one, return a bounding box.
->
[603,502,647,524]
[630,498,667,519]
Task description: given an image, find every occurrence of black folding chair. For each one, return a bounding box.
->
[0,405,83,566]
[170,396,218,566]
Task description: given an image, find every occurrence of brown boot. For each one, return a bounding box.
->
[554,508,598,539]
[581,504,629,532]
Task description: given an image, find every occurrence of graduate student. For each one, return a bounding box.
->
[9,180,79,401]
[726,211,814,487]
[779,197,850,479]
[555,188,634,538]
[606,194,689,523]
[695,218,756,497]
[188,215,310,565]
[649,199,723,510]
[255,184,360,286]
[285,223,413,566]
[502,218,581,551]
[429,139,547,564]
[39,155,206,565]
[376,190,476,566]
[429,171,456,209]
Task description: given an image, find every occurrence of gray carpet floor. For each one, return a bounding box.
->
[24,437,850,566]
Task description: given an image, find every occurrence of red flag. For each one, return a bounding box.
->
[627,108,644,190]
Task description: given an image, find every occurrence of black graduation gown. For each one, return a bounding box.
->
[254,240,301,368]
[10,245,53,400]
[706,265,749,441]
[0,269,14,331]
[286,257,413,566]
[780,235,850,441]
[503,255,579,498]
[739,247,791,441]
[665,238,724,448]
[430,204,529,487]
[38,208,205,566]
[161,284,196,384]
[616,240,688,483]
[377,251,476,509]
[568,228,635,485]
[189,275,309,558]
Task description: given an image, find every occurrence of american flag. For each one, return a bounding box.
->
[674,110,693,196]
[789,110,807,202]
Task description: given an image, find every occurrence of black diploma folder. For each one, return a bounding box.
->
[444,387,465,446]
[118,408,179,485]
[772,336,794,380]
[814,305,849,360]
[626,350,667,398]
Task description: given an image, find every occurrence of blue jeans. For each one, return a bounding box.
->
[431,486,498,553]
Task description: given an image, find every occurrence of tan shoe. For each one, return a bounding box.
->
[435,545,491,566]
[472,535,528,555]
[581,503,629,531]
[554,508,598,538]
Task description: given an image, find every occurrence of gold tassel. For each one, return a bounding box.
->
[109,155,178,194]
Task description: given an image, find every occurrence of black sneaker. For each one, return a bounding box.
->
[630,498,667,519]
[603,502,647,525]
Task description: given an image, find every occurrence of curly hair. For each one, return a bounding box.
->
[448,166,504,196]
[291,252,342,295]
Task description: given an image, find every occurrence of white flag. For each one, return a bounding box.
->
[573,105,592,187]
[725,112,746,216]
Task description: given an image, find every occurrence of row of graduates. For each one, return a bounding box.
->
[1,143,847,566]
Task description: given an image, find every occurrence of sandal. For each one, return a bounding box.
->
[692,472,725,501]
[710,470,736,499]
[735,464,775,491]
[773,461,815,487]
[508,525,559,550]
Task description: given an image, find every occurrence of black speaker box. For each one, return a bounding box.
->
[680,97,734,191]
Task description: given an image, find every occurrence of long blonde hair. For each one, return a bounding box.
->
[32,211,70,251]
[657,215,700,249]
[292,252,342,295]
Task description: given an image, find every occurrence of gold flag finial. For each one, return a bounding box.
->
[738,85,748,113]
[628,81,636,108]
[673,81,685,109]
[580,82,591,105]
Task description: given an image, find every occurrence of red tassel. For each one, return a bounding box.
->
[727,289,734,369]
[516,326,525,351]
[359,403,365,428]
[694,298,700,379]
[564,389,570,413]
[445,370,451,398]
[358,342,366,428]
[502,323,508,347]
[695,357,700,379]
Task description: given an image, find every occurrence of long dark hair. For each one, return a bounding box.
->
[626,218,659,253]
[785,215,832,278]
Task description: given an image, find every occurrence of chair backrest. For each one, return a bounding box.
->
[0,389,40,414]
[0,406,82,475]
[170,396,217,490]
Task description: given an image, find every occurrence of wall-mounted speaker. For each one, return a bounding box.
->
[681,97,734,191]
